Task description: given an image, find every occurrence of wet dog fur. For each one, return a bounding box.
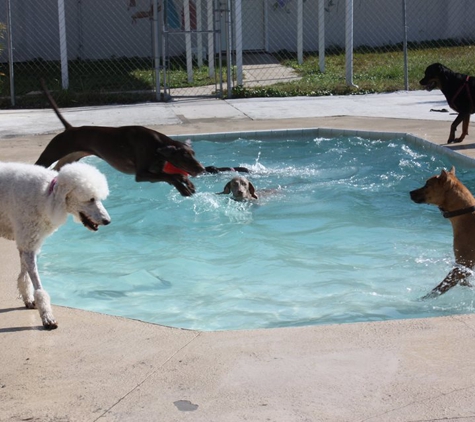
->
[410,167,475,298]
[219,176,258,201]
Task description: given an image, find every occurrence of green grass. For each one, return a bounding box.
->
[1,42,475,107]
[0,56,219,108]
[232,44,475,98]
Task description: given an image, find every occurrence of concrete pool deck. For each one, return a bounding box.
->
[2,91,475,421]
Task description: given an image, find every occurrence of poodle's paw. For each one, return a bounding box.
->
[24,300,36,309]
[42,315,58,330]
[34,289,58,330]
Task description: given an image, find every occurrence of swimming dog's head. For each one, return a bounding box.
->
[220,176,258,201]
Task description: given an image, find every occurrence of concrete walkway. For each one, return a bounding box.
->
[0,90,456,139]
[2,91,475,422]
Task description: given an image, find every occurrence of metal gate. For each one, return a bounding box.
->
[160,0,230,98]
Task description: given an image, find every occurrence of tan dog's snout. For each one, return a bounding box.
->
[409,187,427,204]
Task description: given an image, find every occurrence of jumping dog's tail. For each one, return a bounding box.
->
[40,79,72,130]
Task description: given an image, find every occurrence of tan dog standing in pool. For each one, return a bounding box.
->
[410,167,475,298]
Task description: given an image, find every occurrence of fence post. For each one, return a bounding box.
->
[226,0,232,98]
[207,0,215,77]
[184,0,193,83]
[297,0,303,65]
[345,0,357,87]
[318,0,325,72]
[152,0,161,101]
[264,0,269,52]
[196,0,203,67]
[57,0,69,90]
[402,0,409,90]
[235,0,243,85]
[6,0,14,106]
[217,0,223,98]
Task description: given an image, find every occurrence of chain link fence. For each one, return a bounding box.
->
[1,0,475,108]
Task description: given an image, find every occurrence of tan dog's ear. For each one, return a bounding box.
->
[439,169,449,183]
[249,182,258,199]
[440,167,456,180]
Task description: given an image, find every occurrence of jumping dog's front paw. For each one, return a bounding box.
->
[178,186,194,196]
[173,176,195,196]
[184,179,196,194]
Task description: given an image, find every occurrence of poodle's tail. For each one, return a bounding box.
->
[40,78,72,130]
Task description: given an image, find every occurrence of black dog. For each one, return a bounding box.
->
[35,81,205,196]
[420,63,475,144]
[205,166,249,174]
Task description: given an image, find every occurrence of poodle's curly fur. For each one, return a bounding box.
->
[0,161,111,329]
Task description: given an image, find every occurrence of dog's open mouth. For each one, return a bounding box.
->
[163,161,204,178]
[163,161,190,177]
[80,212,99,231]
[163,162,203,178]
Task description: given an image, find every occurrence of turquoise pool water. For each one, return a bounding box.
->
[40,130,475,331]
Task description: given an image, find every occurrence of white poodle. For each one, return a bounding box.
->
[0,161,111,330]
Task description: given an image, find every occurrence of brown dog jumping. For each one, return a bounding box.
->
[420,63,475,144]
[35,80,205,196]
[410,167,475,298]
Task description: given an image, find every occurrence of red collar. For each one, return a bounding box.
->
[450,75,474,112]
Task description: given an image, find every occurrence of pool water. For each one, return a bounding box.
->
[40,132,475,331]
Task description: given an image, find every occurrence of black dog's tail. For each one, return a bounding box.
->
[40,79,72,130]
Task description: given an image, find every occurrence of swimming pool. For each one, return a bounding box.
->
[40,128,475,331]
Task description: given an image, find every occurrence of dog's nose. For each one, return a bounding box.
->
[409,190,424,203]
[103,218,111,226]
